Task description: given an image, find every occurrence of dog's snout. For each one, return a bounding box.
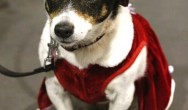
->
[54,23,74,39]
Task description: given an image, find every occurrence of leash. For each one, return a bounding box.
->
[0,64,53,77]
[0,37,58,78]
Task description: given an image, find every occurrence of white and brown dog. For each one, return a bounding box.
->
[38,0,175,110]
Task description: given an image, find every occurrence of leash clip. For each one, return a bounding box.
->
[44,38,58,69]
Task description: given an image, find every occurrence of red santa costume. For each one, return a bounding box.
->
[38,11,173,110]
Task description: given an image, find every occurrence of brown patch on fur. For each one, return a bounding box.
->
[98,5,107,19]
[49,11,60,18]
[75,4,108,24]
[75,10,95,24]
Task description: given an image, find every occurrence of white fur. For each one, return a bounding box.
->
[40,6,134,69]
[55,6,134,69]
[39,20,51,66]
[45,72,73,110]
[105,47,147,110]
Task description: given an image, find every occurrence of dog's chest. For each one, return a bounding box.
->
[54,59,123,103]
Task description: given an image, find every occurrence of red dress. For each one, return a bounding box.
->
[38,14,172,110]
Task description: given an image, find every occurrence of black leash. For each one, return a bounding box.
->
[0,37,58,78]
[0,64,53,77]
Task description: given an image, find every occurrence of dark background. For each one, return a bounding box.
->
[0,0,187,110]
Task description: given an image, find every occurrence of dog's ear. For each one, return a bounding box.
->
[119,0,129,6]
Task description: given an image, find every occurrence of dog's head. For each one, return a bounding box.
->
[45,0,129,51]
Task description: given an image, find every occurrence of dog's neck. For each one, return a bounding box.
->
[58,6,134,69]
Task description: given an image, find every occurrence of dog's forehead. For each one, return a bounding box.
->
[45,0,106,9]
[45,0,119,23]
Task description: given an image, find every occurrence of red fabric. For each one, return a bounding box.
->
[133,14,172,110]
[38,14,172,110]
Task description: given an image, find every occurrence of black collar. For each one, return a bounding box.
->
[62,34,105,51]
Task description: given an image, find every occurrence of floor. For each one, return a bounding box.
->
[0,0,187,110]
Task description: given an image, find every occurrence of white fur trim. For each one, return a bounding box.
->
[165,79,175,110]
[168,65,174,74]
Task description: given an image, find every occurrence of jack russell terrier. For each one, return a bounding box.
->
[38,0,175,110]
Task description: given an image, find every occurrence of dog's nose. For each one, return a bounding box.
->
[54,23,74,39]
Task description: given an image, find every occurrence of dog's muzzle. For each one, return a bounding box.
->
[62,34,105,51]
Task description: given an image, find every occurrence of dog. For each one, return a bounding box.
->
[38,0,175,110]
